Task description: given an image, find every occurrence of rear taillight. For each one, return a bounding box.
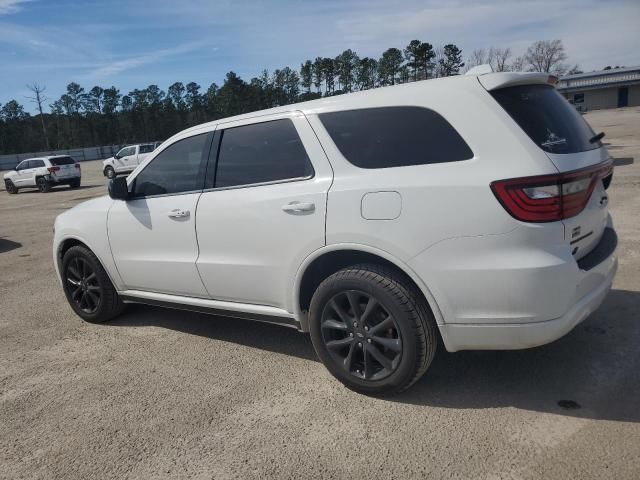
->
[47,166,60,173]
[491,160,613,223]
[75,163,81,169]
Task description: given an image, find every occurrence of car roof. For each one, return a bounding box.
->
[176,71,551,138]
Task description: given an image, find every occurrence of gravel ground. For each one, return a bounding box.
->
[1,108,639,479]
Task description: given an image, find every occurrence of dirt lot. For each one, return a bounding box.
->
[1,108,639,479]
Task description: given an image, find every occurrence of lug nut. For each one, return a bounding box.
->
[367,339,372,343]
[349,332,353,337]
[353,322,358,328]
[358,342,362,348]
[364,326,369,331]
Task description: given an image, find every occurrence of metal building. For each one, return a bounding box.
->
[557,66,640,111]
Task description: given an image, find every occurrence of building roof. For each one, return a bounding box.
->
[561,65,640,81]
[558,65,640,91]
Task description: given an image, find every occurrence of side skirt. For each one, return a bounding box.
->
[119,290,301,330]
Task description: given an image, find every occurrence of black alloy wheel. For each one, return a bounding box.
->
[65,256,102,314]
[320,290,402,381]
[309,264,437,395]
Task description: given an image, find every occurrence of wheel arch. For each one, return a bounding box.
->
[55,235,121,290]
[293,244,445,333]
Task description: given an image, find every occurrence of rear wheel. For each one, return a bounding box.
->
[37,177,51,193]
[309,264,437,395]
[104,166,115,179]
[61,245,124,323]
[4,180,18,194]
[69,179,81,189]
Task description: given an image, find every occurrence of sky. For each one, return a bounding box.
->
[1,0,639,111]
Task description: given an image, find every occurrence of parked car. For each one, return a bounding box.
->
[4,156,81,193]
[53,71,617,394]
[102,143,156,179]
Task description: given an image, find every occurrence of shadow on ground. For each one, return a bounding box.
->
[109,289,640,422]
[613,157,634,166]
[0,237,22,253]
[14,184,101,194]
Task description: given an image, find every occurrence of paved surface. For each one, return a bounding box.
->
[1,108,639,479]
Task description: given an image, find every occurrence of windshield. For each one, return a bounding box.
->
[491,84,601,154]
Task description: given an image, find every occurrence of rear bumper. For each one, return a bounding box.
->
[49,175,80,185]
[437,228,618,351]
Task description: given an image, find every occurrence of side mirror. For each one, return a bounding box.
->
[108,177,130,200]
[114,154,121,159]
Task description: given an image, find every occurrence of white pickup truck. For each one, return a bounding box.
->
[102,143,157,179]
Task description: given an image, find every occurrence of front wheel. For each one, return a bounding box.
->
[309,264,437,395]
[4,180,18,194]
[61,245,124,323]
[104,166,115,179]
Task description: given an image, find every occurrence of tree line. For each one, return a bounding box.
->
[1,39,577,155]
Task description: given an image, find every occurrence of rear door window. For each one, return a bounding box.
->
[490,84,600,154]
[32,160,45,168]
[49,156,74,166]
[318,106,473,169]
[139,144,155,154]
[214,119,314,188]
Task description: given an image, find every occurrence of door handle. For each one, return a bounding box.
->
[282,201,315,214]
[168,209,190,218]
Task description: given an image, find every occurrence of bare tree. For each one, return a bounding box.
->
[468,48,487,69]
[511,56,525,72]
[523,40,568,74]
[466,47,498,72]
[26,83,50,150]
[493,48,512,72]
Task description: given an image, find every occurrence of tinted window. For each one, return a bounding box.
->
[139,144,155,154]
[49,156,74,166]
[117,147,134,157]
[32,160,45,167]
[215,119,313,188]
[319,107,473,169]
[491,84,599,154]
[16,161,27,170]
[133,133,209,197]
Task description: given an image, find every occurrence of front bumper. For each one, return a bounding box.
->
[438,228,618,351]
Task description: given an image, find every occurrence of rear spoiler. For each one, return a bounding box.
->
[477,72,559,91]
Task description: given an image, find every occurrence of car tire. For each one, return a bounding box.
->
[4,180,18,194]
[309,264,437,395]
[69,179,81,189]
[104,166,115,179]
[37,177,51,193]
[61,245,125,323]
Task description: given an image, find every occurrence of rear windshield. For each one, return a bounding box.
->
[50,156,75,166]
[490,84,600,154]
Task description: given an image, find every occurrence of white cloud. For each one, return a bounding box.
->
[88,41,206,79]
[0,0,31,15]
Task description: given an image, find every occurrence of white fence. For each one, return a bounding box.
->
[0,145,124,170]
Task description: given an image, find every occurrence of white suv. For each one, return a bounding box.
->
[53,71,617,394]
[102,143,157,179]
[4,156,81,193]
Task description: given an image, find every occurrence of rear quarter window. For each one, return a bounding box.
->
[318,106,473,169]
[490,84,600,154]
